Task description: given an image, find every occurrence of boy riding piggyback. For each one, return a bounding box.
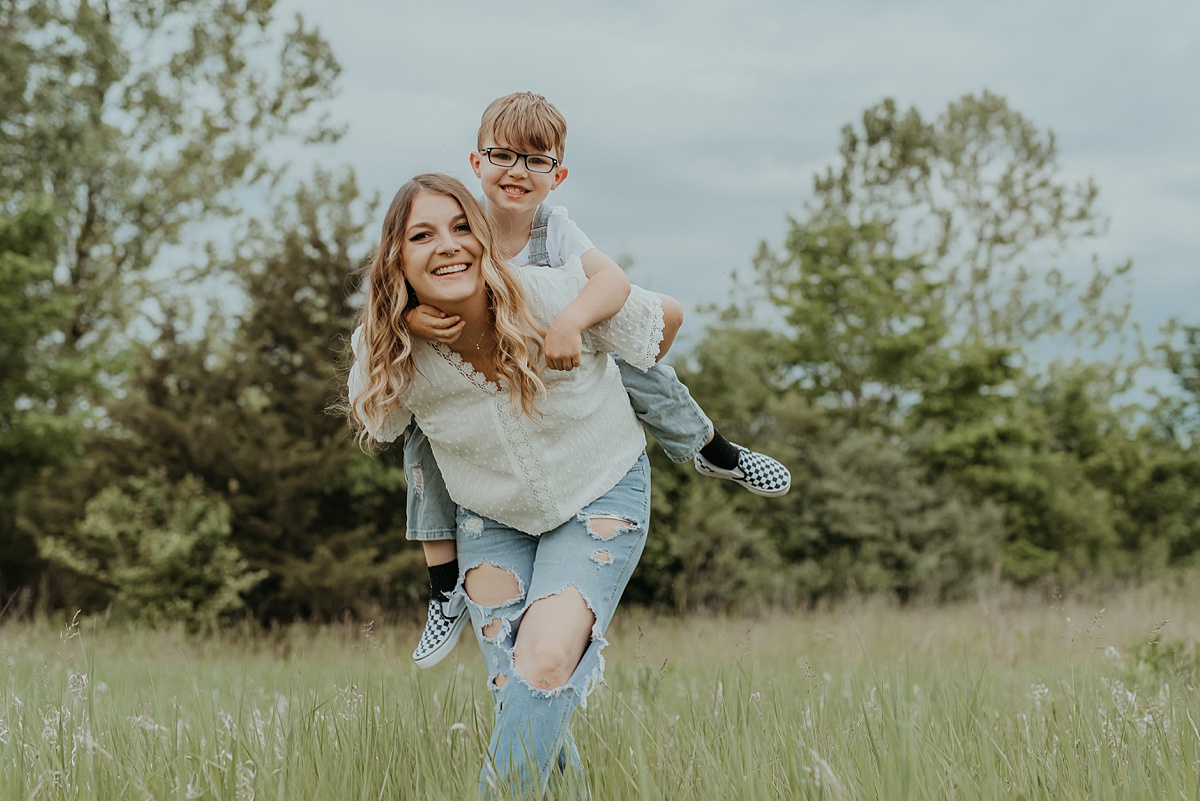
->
[404,93,792,667]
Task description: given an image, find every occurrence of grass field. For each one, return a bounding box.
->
[3,581,1199,800]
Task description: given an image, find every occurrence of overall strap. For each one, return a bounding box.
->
[528,204,552,266]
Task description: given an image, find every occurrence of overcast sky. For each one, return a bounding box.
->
[281,0,1199,345]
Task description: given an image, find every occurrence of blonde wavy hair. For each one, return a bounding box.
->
[350,174,547,445]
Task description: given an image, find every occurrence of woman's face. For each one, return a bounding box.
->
[400,191,486,309]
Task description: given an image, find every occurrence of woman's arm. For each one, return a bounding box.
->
[348,326,411,444]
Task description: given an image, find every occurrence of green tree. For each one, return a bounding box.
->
[633,315,1003,610]
[0,0,339,382]
[39,469,265,628]
[2,0,343,609]
[1118,324,1200,568]
[1159,324,1200,444]
[812,92,1132,356]
[0,201,85,597]
[77,174,413,622]
[713,92,1150,588]
[752,217,947,431]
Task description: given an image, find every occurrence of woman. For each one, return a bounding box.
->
[348,173,674,797]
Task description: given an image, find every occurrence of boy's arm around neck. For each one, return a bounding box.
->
[544,248,632,371]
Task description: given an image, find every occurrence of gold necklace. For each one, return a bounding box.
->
[462,327,487,351]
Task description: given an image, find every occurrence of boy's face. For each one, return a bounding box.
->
[470,138,568,217]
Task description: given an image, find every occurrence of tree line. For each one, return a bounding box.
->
[2,1,1197,627]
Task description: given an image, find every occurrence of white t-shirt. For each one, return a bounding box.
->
[509,205,594,268]
[349,259,664,536]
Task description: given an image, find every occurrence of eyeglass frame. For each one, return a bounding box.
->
[479,147,561,174]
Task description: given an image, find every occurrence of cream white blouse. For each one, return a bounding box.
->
[349,258,664,535]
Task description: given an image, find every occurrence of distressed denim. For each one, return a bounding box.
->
[401,419,457,541]
[455,453,650,799]
[403,359,708,541]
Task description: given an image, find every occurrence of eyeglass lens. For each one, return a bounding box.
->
[486,149,556,173]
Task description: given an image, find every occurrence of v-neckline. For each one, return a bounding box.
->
[432,342,502,395]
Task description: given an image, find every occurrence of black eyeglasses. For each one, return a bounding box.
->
[480,147,559,174]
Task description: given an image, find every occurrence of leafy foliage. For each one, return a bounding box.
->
[86,173,414,622]
[0,201,89,597]
[39,469,264,628]
[811,92,1131,355]
[634,316,1003,610]
[0,0,340,363]
[702,92,1178,593]
[753,217,947,431]
[4,55,1198,621]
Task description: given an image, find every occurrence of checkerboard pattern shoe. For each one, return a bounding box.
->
[412,592,467,669]
[694,445,791,497]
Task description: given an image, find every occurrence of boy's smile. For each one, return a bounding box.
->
[500,183,531,198]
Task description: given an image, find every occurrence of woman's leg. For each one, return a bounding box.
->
[456,510,538,704]
[460,454,651,798]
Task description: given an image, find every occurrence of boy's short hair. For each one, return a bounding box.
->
[477,92,568,162]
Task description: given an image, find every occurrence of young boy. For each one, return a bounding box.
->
[403,93,791,668]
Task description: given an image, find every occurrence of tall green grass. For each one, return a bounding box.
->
[3,585,1198,799]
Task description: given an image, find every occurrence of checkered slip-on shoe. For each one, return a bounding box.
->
[694,445,791,497]
[412,592,468,669]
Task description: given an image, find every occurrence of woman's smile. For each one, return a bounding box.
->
[401,191,486,308]
[432,261,471,276]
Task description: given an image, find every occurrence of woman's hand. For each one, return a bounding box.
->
[404,304,465,343]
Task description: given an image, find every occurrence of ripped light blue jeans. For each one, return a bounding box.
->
[405,358,707,540]
[456,453,650,799]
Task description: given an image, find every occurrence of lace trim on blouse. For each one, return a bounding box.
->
[496,397,558,527]
[433,342,500,395]
[432,342,559,527]
[640,299,666,371]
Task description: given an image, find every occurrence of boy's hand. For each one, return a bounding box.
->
[544,318,583,371]
[404,304,464,343]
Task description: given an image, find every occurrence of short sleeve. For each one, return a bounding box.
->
[546,207,595,267]
[348,326,410,443]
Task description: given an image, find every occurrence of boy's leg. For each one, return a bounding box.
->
[613,357,711,461]
[614,358,792,496]
[405,421,468,668]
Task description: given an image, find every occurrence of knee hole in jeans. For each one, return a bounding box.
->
[514,586,598,691]
[464,561,522,607]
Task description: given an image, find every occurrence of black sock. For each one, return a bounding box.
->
[699,429,741,470]
[427,559,459,602]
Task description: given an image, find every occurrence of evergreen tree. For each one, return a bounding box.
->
[0,201,86,599]
[85,174,412,622]
[1,0,344,610]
